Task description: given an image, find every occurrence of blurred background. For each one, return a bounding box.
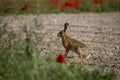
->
[0,0,120,14]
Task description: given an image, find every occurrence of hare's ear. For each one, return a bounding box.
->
[64,23,69,32]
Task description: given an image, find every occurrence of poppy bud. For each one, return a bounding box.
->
[56,53,65,63]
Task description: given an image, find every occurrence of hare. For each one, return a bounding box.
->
[57,23,88,58]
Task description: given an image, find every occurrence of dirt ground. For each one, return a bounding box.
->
[0,12,120,79]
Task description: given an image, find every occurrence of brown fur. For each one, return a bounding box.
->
[57,23,88,58]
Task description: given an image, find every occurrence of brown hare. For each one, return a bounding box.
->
[57,23,89,58]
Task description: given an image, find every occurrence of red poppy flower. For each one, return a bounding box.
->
[61,0,80,9]
[61,2,70,9]
[92,0,102,4]
[56,53,65,63]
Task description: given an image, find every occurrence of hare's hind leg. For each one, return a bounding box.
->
[77,48,84,58]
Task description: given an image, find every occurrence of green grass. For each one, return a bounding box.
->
[0,17,116,80]
[0,53,116,80]
[0,0,120,14]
